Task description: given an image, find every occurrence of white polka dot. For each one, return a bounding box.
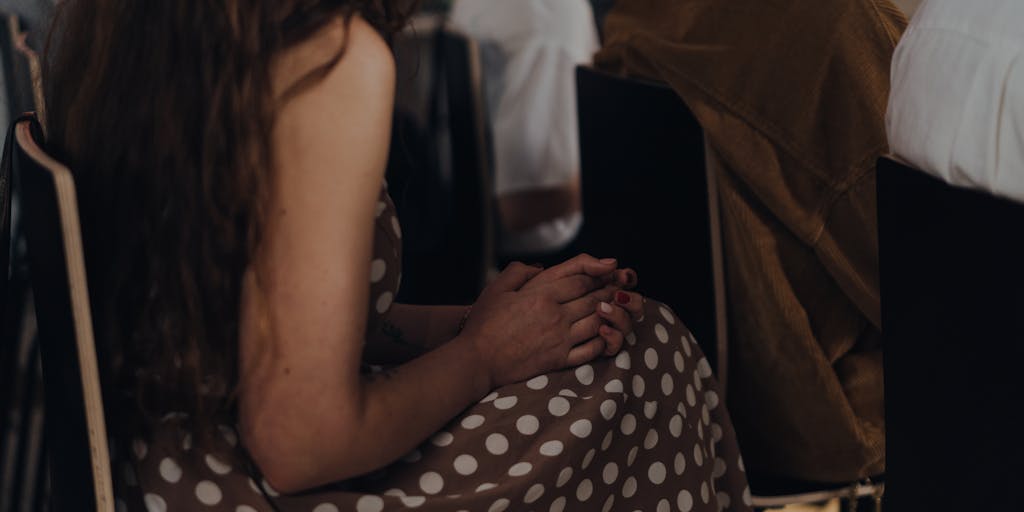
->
[391,216,402,238]
[669,415,683,437]
[431,431,454,446]
[705,390,720,410]
[697,422,704,441]
[602,494,616,512]
[403,449,422,463]
[626,332,637,346]
[644,348,659,369]
[375,201,387,217]
[713,457,727,478]
[375,292,394,313]
[540,440,564,456]
[686,385,697,407]
[509,462,532,477]
[313,504,340,512]
[693,444,704,466]
[632,375,646,397]
[701,482,710,503]
[575,364,595,385]
[658,498,671,512]
[582,448,596,469]
[576,479,593,502]
[400,496,426,508]
[570,419,593,438]
[743,487,753,506]
[461,415,485,430]
[558,389,578,398]
[662,374,675,396]
[711,423,723,443]
[420,472,444,494]
[525,483,545,503]
[354,495,382,512]
[681,335,693,357]
[644,428,659,449]
[557,467,574,488]
[620,414,637,435]
[627,446,639,466]
[526,375,549,390]
[648,461,667,484]
[655,324,669,343]
[674,351,685,372]
[674,452,687,475]
[476,483,498,492]
[602,462,619,484]
[548,397,571,417]
[454,454,478,475]
[615,351,631,370]
[697,358,712,378]
[739,455,746,472]
[494,396,518,410]
[600,399,617,420]
[601,430,614,451]
[195,480,222,505]
[678,490,694,512]
[488,498,510,512]
[486,434,509,455]
[143,493,166,512]
[158,457,182,483]
[604,379,624,394]
[132,439,147,460]
[370,259,387,283]
[718,492,732,508]
[702,405,710,426]
[644,401,658,419]
[622,476,638,498]
[236,506,258,512]
[205,454,231,475]
[550,496,567,512]
[182,434,192,451]
[694,370,704,392]
[659,306,676,324]
[480,391,498,403]
[516,415,539,435]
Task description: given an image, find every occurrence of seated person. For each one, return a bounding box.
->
[44,1,752,510]
[887,0,1024,204]
[448,0,599,255]
[594,0,905,483]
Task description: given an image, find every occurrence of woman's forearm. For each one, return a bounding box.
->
[363,303,468,364]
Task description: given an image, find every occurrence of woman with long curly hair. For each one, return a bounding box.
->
[43,1,751,510]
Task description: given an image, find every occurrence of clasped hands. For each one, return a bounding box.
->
[459,254,644,389]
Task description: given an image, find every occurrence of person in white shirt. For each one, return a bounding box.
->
[448,0,599,255]
[886,0,1024,204]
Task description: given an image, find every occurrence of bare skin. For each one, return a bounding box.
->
[237,16,644,494]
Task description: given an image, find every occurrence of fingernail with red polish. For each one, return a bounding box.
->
[615,291,631,305]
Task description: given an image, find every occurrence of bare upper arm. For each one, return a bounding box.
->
[239,14,396,474]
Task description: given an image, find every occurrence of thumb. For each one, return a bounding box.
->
[490,262,544,292]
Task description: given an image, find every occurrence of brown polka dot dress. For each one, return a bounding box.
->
[112,187,753,512]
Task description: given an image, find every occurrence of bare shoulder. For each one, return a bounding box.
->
[271,14,395,109]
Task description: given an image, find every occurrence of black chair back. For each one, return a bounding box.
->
[14,115,113,512]
[878,157,1024,511]
[574,66,726,376]
[388,24,492,305]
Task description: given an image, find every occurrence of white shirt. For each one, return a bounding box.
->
[886,0,1024,204]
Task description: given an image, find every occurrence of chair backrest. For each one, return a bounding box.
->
[877,157,1024,511]
[574,66,728,380]
[388,22,493,305]
[14,115,113,512]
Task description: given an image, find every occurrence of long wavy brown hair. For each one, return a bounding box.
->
[43,0,414,443]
